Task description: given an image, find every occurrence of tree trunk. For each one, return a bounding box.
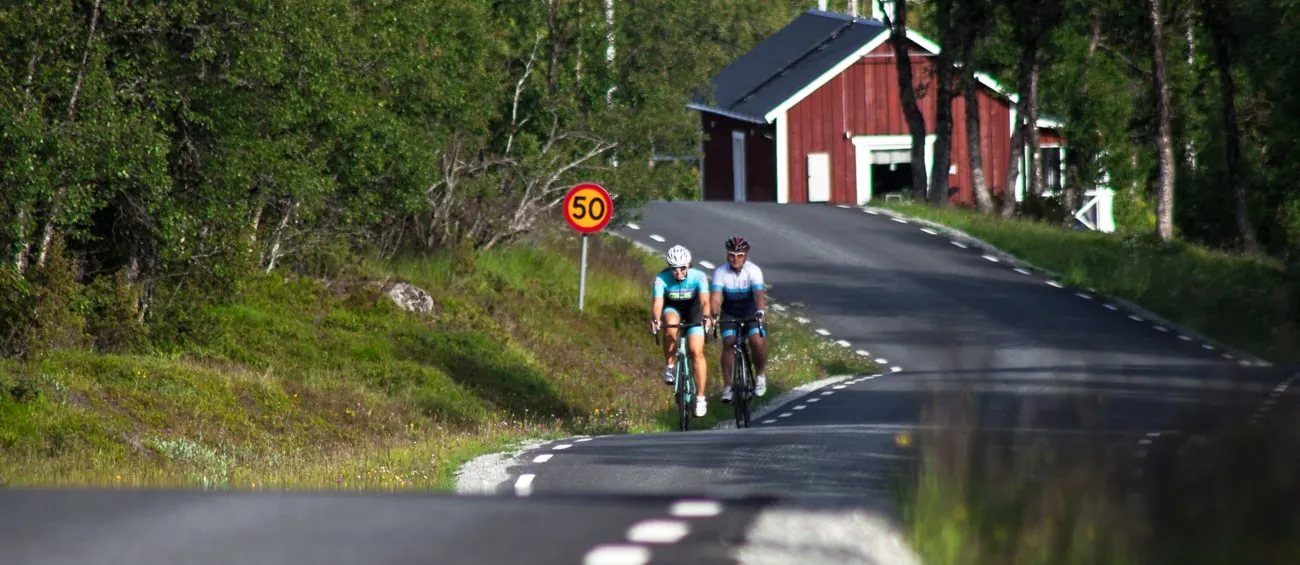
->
[928,0,958,206]
[879,0,929,202]
[1001,44,1036,218]
[1149,0,1176,241]
[1026,57,1042,198]
[36,0,102,268]
[1205,0,1257,252]
[960,26,993,214]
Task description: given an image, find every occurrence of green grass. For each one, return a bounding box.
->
[0,221,873,490]
[876,202,1299,364]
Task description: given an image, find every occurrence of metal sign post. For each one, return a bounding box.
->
[562,182,614,312]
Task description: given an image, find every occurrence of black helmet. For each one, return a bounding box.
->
[725,237,750,253]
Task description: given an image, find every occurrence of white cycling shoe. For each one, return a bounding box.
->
[695,397,708,417]
[755,375,767,397]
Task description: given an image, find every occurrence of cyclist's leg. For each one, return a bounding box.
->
[684,306,708,417]
[719,314,738,402]
[661,308,682,384]
[747,322,768,396]
[687,326,708,416]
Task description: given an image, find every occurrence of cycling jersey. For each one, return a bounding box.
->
[653,267,710,327]
[712,261,764,317]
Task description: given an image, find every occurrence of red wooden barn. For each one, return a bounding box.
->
[687,6,1068,210]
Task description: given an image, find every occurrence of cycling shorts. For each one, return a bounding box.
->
[662,306,705,337]
[718,312,765,339]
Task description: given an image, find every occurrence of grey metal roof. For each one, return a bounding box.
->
[689,10,888,124]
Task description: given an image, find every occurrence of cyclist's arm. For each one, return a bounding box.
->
[651,276,665,322]
[695,272,712,323]
[751,265,767,316]
[709,266,723,318]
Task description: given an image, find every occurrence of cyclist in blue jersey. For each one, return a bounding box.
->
[651,245,714,418]
[710,236,768,402]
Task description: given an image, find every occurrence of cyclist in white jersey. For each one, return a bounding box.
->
[709,236,768,402]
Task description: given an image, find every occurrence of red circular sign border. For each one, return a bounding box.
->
[563,182,613,234]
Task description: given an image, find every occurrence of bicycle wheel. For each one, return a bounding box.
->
[676,353,691,431]
[733,346,750,428]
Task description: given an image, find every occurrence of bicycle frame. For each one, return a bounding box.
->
[714,315,765,428]
[654,321,706,431]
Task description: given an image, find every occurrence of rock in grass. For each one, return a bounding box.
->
[386,282,434,314]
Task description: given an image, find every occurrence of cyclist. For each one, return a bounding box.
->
[710,236,768,402]
[651,244,714,418]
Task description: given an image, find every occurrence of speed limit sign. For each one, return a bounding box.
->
[563,182,613,234]
[562,182,614,313]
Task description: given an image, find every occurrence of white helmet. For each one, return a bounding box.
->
[665,245,691,268]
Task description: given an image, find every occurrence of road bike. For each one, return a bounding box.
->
[654,321,706,431]
[714,314,765,429]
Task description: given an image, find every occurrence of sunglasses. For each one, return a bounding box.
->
[671,266,688,273]
[728,252,746,258]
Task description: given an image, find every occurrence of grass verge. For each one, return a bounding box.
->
[0,220,872,490]
[874,202,1299,364]
[896,388,1300,565]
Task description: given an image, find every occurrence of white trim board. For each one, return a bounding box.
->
[852,134,937,204]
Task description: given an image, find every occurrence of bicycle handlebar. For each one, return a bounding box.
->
[652,321,707,345]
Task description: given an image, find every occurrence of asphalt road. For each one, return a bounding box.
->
[498,201,1293,505]
[3,201,1291,565]
[0,488,776,565]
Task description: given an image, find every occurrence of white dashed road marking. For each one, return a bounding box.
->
[669,499,723,517]
[1179,335,1193,341]
[778,412,793,418]
[627,223,640,230]
[1128,315,1143,322]
[761,419,777,424]
[982,254,999,263]
[626,520,691,544]
[1202,344,1215,350]
[1075,292,1092,299]
[921,228,938,235]
[533,454,553,463]
[1104,304,1118,310]
[821,391,835,396]
[1153,325,1168,332]
[772,304,787,312]
[1014,268,1031,275]
[855,349,871,356]
[793,405,807,410]
[951,241,968,249]
[1046,281,1063,288]
[553,443,573,450]
[806,398,820,403]
[835,339,851,347]
[891,366,903,372]
[649,234,665,242]
[576,437,593,442]
[833,384,847,390]
[796,317,810,324]
[699,260,714,269]
[891,217,908,224]
[582,544,651,565]
[875,358,888,364]
[815,328,830,336]
[514,474,536,496]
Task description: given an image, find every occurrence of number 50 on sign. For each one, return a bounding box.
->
[563,183,614,312]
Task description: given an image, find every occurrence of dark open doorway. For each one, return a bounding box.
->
[871,163,913,198]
